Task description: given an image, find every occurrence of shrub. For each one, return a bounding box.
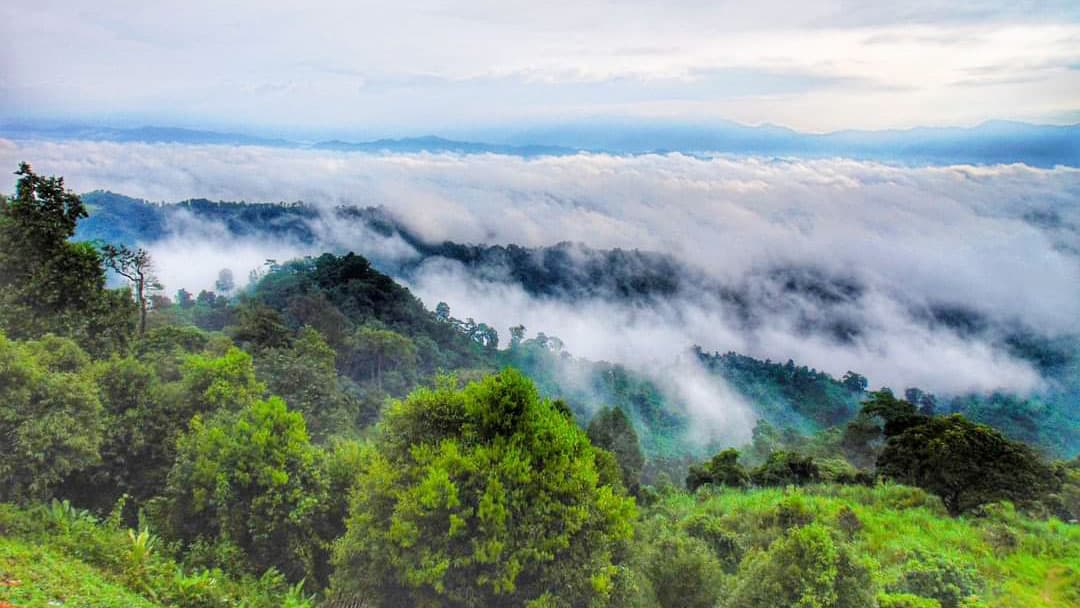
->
[726,524,876,608]
[889,553,981,608]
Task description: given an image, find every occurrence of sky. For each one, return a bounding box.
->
[2,1,1079,135]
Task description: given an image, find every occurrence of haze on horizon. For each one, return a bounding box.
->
[2,1,1079,137]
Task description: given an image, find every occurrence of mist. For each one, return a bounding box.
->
[2,138,1077,408]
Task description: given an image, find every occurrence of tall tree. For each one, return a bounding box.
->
[588,406,645,492]
[102,244,160,336]
[0,163,134,351]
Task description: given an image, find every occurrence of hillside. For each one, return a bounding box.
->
[2,165,1077,608]
[74,191,1080,457]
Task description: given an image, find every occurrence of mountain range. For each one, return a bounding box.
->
[3,119,1077,166]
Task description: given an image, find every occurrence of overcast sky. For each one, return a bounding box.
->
[2,1,1079,136]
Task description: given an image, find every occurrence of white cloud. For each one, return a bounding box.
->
[1,2,1078,131]
[2,139,1077,400]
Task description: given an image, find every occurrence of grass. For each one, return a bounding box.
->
[0,502,310,608]
[649,483,1080,608]
[0,536,158,608]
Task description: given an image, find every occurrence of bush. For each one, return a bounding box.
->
[877,593,942,608]
[637,523,725,608]
[726,524,876,608]
[889,552,981,608]
[682,512,743,571]
[751,451,820,487]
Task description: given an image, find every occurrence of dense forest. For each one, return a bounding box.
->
[2,164,1078,607]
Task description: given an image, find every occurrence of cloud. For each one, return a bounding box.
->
[2,2,1079,131]
[1,139,1077,402]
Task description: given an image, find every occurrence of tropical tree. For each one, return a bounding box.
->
[345,324,417,391]
[0,332,103,502]
[102,243,161,335]
[686,448,749,491]
[331,369,637,607]
[0,163,134,352]
[256,326,358,441]
[726,524,875,608]
[876,414,1053,515]
[161,397,329,585]
[588,406,645,492]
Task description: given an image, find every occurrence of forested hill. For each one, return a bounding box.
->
[73,190,1080,458]
[3,165,1079,608]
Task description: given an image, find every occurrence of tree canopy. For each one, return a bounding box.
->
[331,369,637,607]
[876,414,1054,515]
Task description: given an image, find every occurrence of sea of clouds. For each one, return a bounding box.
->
[2,139,1077,417]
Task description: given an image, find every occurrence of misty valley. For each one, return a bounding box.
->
[1,157,1077,608]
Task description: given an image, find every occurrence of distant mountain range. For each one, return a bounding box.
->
[2,119,1078,166]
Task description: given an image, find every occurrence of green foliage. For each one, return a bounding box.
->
[751,451,821,487]
[180,346,266,413]
[0,332,103,502]
[877,593,942,608]
[588,406,646,491]
[638,484,1080,608]
[681,512,744,571]
[687,448,750,491]
[888,553,981,608]
[0,502,313,608]
[160,397,330,585]
[876,414,1054,515]
[861,390,925,438]
[229,301,292,350]
[0,535,159,608]
[331,369,637,607]
[502,342,689,462]
[255,326,359,441]
[635,519,725,608]
[697,350,862,430]
[345,323,418,393]
[725,524,875,608]
[0,163,134,354]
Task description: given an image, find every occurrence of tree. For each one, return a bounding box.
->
[331,369,636,607]
[59,354,170,509]
[686,448,749,491]
[861,390,926,438]
[215,267,235,293]
[435,301,451,322]
[841,371,868,394]
[346,324,417,392]
[102,244,161,336]
[229,302,291,350]
[726,524,875,608]
[161,397,329,585]
[509,324,526,348]
[0,163,133,352]
[876,414,1054,516]
[588,407,645,492]
[176,288,195,309]
[0,332,103,502]
[179,347,266,414]
[751,451,821,487]
[256,327,358,441]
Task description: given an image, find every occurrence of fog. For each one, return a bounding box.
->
[2,138,1077,407]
